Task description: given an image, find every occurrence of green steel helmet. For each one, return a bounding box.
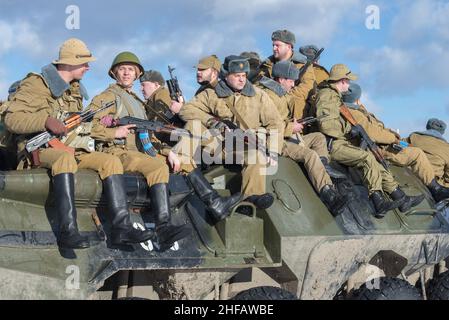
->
[109,51,144,79]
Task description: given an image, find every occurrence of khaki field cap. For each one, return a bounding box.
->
[328,64,358,81]
[53,38,96,66]
[196,55,221,71]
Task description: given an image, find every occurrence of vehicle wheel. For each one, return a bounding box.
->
[232,286,297,300]
[350,277,422,300]
[428,270,449,300]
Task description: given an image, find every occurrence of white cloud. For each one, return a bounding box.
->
[0,20,43,56]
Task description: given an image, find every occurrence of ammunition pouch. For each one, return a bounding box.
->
[60,122,95,153]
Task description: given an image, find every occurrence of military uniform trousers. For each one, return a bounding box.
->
[39,148,124,179]
[178,126,268,198]
[381,146,435,186]
[105,147,170,187]
[281,132,332,192]
[330,141,398,194]
[423,153,449,188]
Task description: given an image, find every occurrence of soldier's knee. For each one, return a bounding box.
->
[101,155,124,178]
[52,152,78,175]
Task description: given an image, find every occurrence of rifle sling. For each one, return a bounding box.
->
[224,96,250,131]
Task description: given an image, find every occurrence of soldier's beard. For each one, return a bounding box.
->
[198,80,210,86]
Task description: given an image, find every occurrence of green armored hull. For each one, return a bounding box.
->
[0,157,448,300]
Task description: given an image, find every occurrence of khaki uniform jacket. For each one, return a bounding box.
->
[409,133,449,161]
[5,74,83,135]
[316,82,351,144]
[259,85,295,138]
[258,54,315,120]
[145,86,174,122]
[348,105,398,145]
[313,64,330,85]
[4,72,85,154]
[89,84,172,157]
[179,82,285,155]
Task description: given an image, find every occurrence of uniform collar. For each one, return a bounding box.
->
[41,64,70,98]
[413,129,447,142]
[41,64,88,100]
[215,79,256,98]
[267,52,307,65]
[259,76,286,97]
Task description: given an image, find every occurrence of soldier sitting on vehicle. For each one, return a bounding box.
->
[180,55,285,211]
[4,39,154,249]
[257,30,316,122]
[342,82,431,211]
[89,52,241,247]
[408,118,449,202]
[316,64,424,218]
[195,55,221,97]
[258,60,348,215]
[140,70,184,127]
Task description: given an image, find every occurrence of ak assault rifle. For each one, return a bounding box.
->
[340,104,390,171]
[295,47,324,86]
[296,113,329,126]
[216,119,277,159]
[25,101,115,164]
[117,116,202,157]
[166,65,183,103]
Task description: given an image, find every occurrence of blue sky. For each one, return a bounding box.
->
[0,0,448,139]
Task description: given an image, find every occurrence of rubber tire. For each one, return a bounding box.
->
[232,286,297,300]
[428,270,449,300]
[350,277,422,300]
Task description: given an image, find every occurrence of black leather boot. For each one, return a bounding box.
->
[244,193,274,209]
[319,185,349,216]
[428,178,449,202]
[370,190,402,218]
[53,173,89,249]
[389,187,425,212]
[104,175,155,245]
[187,168,242,221]
[149,183,191,251]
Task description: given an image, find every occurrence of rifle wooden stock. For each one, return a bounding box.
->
[340,104,389,171]
[47,138,75,155]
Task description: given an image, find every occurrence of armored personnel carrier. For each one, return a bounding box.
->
[0,156,448,300]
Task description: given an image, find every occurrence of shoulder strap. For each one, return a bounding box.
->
[107,86,134,117]
[223,96,251,130]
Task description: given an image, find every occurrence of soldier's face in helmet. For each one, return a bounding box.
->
[115,64,138,88]
[225,72,247,91]
[273,41,293,61]
[197,68,215,85]
[278,78,295,92]
[141,81,160,99]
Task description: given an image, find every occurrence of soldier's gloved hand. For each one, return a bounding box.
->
[208,119,230,132]
[349,125,363,139]
[45,117,67,136]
